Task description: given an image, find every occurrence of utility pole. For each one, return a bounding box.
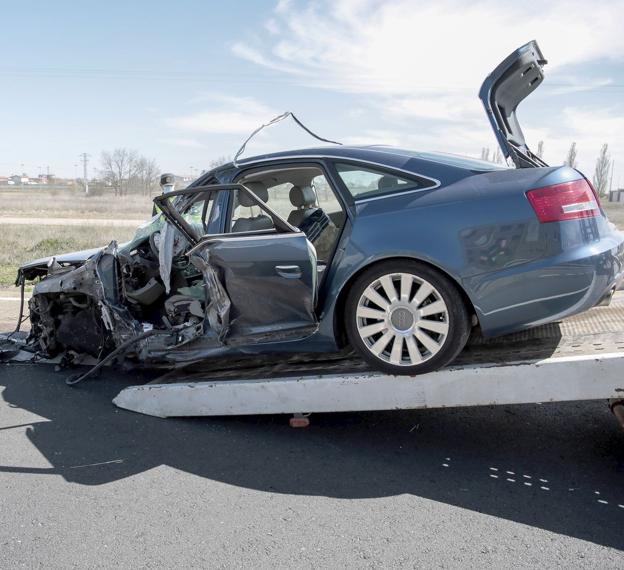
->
[79,153,90,194]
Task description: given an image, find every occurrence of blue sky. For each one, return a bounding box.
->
[2,0,623,186]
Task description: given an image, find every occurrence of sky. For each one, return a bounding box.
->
[2,0,624,187]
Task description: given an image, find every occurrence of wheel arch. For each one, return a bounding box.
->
[332,255,478,347]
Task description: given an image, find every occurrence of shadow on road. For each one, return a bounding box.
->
[1,364,623,550]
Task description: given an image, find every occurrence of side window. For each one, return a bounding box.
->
[311,174,342,214]
[334,162,433,200]
[235,165,346,263]
[230,185,275,233]
[262,183,292,221]
[179,191,217,238]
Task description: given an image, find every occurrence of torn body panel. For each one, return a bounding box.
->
[189,232,318,340]
[27,243,143,357]
[17,203,319,369]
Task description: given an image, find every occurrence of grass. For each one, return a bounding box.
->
[602,201,624,229]
[0,188,153,219]
[0,224,138,287]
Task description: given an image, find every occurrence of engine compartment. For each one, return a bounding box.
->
[26,231,210,361]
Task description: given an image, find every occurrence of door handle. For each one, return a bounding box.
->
[275,265,302,279]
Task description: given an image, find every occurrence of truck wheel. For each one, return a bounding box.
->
[344,260,470,375]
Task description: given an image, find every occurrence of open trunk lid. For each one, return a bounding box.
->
[479,40,548,169]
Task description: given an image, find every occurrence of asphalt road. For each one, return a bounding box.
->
[1,364,623,568]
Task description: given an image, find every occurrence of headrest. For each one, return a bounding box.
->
[240,181,268,207]
[289,185,316,208]
[378,175,399,190]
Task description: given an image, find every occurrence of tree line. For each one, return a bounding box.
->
[100,148,160,196]
[480,141,615,196]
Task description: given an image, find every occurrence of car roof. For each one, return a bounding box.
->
[229,145,503,171]
[205,145,508,187]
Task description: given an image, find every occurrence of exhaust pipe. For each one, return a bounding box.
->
[609,399,624,430]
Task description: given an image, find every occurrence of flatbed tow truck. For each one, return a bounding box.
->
[3,292,624,428]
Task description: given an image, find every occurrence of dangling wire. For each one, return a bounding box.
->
[233,112,342,167]
[4,278,27,342]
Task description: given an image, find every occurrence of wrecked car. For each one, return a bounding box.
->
[12,41,624,376]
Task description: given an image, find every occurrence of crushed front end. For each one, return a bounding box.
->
[22,243,141,358]
[14,239,214,370]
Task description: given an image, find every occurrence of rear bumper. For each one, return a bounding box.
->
[466,231,624,337]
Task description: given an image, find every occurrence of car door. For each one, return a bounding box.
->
[154,184,318,342]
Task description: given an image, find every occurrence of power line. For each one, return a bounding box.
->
[0,67,623,90]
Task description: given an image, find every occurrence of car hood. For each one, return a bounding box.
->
[479,40,548,169]
[17,247,103,283]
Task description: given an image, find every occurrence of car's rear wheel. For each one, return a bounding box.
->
[344,260,471,375]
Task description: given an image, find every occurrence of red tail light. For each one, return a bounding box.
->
[526,179,600,223]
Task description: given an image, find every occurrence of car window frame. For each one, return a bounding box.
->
[153,184,299,246]
[326,159,438,203]
[231,160,352,226]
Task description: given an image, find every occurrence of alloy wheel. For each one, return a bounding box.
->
[355,272,450,366]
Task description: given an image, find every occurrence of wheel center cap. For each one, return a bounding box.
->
[390,307,415,332]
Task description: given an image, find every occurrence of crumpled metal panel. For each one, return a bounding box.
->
[190,248,231,341]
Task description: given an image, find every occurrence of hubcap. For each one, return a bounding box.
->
[356,272,450,366]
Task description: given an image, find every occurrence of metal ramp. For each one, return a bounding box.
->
[113,293,624,419]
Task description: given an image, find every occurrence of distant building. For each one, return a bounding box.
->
[609,189,624,203]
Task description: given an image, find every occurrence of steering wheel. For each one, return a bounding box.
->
[149,231,190,269]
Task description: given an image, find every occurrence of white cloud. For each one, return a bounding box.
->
[342,129,404,146]
[165,95,279,135]
[233,0,624,98]
[231,0,624,182]
[157,137,207,149]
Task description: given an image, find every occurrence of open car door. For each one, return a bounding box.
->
[479,40,549,168]
[154,184,318,343]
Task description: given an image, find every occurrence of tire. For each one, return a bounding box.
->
[344,260,471,375]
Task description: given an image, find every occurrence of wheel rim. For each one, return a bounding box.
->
[356,272,450,367]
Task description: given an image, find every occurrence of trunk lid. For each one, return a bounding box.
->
[479,40,548,169]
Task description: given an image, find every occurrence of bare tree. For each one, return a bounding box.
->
[143,158,160,196]
[536,140,544,159]
[593,144,611,197]
[100,148,139,196]
[564,142,578,169]
[480,147,490,162]
[135,157,160,196]
[493,147,503,164]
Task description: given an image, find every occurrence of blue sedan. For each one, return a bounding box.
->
[17,41,624,375]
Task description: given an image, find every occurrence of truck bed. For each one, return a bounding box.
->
[112,293,624,418]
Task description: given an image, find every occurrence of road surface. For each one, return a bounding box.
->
[0,216,144,227]
[0,364,623,568]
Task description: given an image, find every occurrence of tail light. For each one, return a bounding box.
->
[526,179,600,223]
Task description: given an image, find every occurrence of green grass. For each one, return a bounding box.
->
[0,224,138,287]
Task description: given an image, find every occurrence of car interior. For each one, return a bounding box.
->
[107,167,346,335]
[234,166,346,265]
